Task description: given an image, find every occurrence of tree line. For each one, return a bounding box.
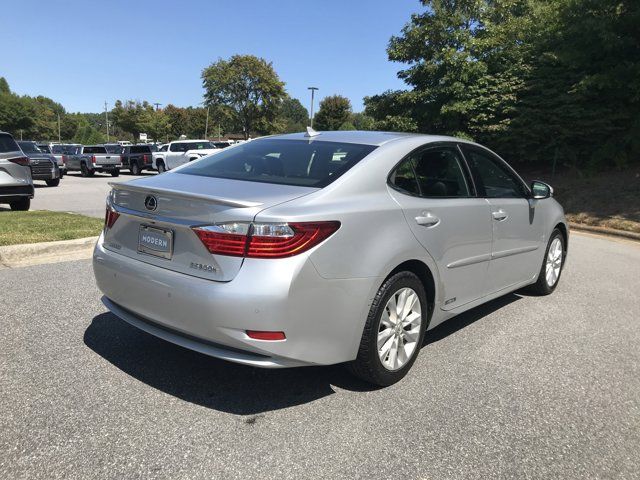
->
[364,0,640,170]
[1,0,637,171]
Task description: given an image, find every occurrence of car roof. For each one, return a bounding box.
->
[269,130,468,146]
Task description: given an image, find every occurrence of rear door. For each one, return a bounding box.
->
[460,145,544,293]
[387,144,493,310]
[167,142,188,169]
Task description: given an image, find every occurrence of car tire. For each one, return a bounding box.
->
[9,197,30,211]
[527,228,565,296]
[111,169,120,177]
[157,161,166,173]
[80,163,89,177]
[46,179,60,187]
[130,162,140,175]
[348,271,428,386]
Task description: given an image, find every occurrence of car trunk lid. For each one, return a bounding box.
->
[104,172,317,281]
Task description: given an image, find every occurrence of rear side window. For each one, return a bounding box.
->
[0,134,21,153]
[18,142,42,154]
[178,139,377,188]
[389,146,471,198]
[84,146,107,154]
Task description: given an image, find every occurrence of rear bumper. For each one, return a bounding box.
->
[0,184,34,200]
[93,236,376,368]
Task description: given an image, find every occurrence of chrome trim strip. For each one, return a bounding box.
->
[491,245,539,260]
[447,253,492,269]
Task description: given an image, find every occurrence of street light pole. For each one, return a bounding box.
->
[308,87,319,128]
[57,113,61,143]
[104,101,110,142]
[204,106,210,139]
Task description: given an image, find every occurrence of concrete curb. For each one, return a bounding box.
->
[0,236,98,269]
[569,222,640,242]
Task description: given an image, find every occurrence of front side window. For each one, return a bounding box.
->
[170,143,187,152]
[462,146,527,198]
[178,139,376,188]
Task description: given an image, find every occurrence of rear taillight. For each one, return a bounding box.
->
[143,154,149,163]
[8,156,29,166]
[91,155,96,164]
[104,205,120,229]
[120,155,124,162]
[61,155,67,164]
[192,221,340,259]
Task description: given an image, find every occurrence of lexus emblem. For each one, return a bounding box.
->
[144,195,157,211]
[33,159,39,164]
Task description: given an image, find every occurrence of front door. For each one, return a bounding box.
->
[388,145,493,311]
[461,145,544,293]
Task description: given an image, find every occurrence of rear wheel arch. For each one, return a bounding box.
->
[555,222,568,254]
[386,260,436,325]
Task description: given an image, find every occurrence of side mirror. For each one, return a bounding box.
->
[531,180,553,199]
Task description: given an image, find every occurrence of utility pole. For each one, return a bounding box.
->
[153,102,162,111]
[104,101,110,142]
[204,106,210,139]
[308,87,319,128]
[57,113,61,143]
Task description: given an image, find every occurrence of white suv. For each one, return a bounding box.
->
[0,132,34,211]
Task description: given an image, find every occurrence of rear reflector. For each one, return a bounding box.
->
[246,330,286,341]
[193,221,340,259]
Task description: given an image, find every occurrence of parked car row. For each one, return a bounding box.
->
[1,136,237,211]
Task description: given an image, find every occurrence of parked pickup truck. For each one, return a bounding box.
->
[65,145,122,177]
[17,141,62,186]
[121,144,155,175]
[50,144,82,176]
[152,140,218,173]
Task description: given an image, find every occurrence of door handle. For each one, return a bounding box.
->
[415,213,440,227]
[492,209,508,221]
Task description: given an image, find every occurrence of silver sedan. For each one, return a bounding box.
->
[93,130,567,385]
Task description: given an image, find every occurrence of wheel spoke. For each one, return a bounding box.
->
[377,328,394,349]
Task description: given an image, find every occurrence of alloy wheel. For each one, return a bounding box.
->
[377,287,422,371]
[545,237,563,287]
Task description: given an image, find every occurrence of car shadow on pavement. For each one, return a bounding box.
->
[423,292,522,346]
[84,312,375,415]
[84,293,523,415]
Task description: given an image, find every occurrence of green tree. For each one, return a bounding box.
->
[111,100,153,141]
[0,77,11,94]
[202,55,286,139]
[277,96,309,133]
[313,95,352,131]
[351,112,376,131]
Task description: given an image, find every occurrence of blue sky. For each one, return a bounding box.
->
[2,0,421,114]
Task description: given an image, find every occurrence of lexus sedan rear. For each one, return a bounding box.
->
[93,131,567,385]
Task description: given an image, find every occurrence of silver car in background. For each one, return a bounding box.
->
[0,131,34,211]
[93,131,568,385]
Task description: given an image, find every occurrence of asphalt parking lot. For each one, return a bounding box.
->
[1,232,638,479]
[30,171,156,218]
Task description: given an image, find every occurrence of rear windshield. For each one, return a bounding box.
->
[131,145,152,154]
[0,134,20,153]
[18,141,42,154]
[104,144,123,154]
[178,139,377,187]
[37,145,52,153]
[52,145,78,154]
[84,146,107,154]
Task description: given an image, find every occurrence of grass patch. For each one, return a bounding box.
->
[0,211,103,246]
[521,166,640,233]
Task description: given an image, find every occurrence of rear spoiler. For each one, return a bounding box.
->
[109,182,262,208]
